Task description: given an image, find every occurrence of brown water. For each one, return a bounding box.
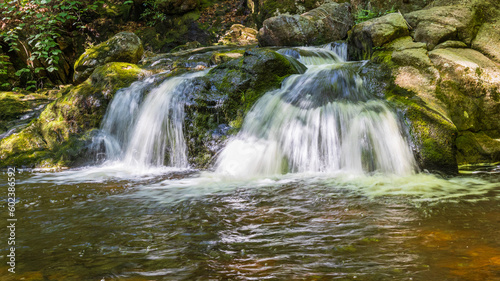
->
[1,166,500,281]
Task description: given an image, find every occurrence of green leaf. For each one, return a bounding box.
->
[15,68,30,76]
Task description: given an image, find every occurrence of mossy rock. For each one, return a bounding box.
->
[74,32,144,84]
[0,62,147,168]
[388,94,458,174]
[0,92,29,121]
[210,51,244,65]
[0,91,56,138]
[456,131,500,164]
[184,48,304,168]
[404,5,479,50]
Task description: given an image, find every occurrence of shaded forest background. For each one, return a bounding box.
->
[0,0,427,91]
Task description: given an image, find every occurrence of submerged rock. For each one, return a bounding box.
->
[258,2,353,47]
[73,32,144,84]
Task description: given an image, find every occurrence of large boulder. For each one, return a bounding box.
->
[348,13,410,60]
[344,0,500,171]
[404,6,476,50]
[73,32,144,84]
[357,23,500,171]
[0,62,147,168]
[258,2,354,47]
[429,48,500,133]
[472,19,500,64]
[428,48,500,164]
[365,35,458,173]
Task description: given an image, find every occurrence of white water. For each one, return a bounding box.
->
[94,70,208,169]
[18,44,500,206]
[216,44,416,177]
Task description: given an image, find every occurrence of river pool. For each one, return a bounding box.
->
[1,165,499,280]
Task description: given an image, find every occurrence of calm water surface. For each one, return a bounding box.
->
[1,165,500,281]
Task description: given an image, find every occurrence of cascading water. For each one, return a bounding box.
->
[95,70,207,169]
[216,44,416,177]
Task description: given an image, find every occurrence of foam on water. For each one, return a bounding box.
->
[216,45,416,177]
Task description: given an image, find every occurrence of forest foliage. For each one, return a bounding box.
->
[0,0,120,90]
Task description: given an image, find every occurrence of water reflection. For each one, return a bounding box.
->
[1,167,499,280]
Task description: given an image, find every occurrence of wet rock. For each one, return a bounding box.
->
[456,131,500,164]
[218,24,258,46]
[369,35,458,173]
[348,13,410,60]
[0,91,55,140]
[169,41,202,53]
[0,92,29,122]
[184,49,304,168]
[0,62,147,168]
[258,2,353,47]
[74,32,144,84]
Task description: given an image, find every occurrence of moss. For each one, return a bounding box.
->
[184,49,301,168]
[0,94,29,120]
[135,27,171,52]
[90,62,146,92]
[388,94,458,173]
[0,63,146,168]
[456,131,500,164]
[210,51,244,64]
[74,32,144,84]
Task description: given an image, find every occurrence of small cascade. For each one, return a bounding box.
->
[95,70,207,168]
[216,44,416,177]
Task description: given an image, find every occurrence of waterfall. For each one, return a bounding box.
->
[94,70,207,168]
[216,44,416,177]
